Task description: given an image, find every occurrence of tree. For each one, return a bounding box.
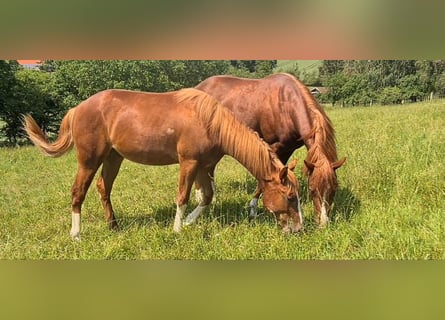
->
[228,60,276,78]
[435,73,445,96]
[0,63,60,144]
[276,61,301,78]
[230,60,257,73]
[319,60,345,79]
[50,60,163,109]
[319,60,434,106]
[159,60,230,88]
[50,60,232,110]
[0,60,21,143]
[341,75,376,106]
[254,60,277,77]
[397,74,422,102]
[324,72,347,106]
[301,70,320,86]
[433,60,445,96]
[379,87,403,105]
[0,60,17,112]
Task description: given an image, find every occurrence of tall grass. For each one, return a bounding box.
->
[0,101,444,259]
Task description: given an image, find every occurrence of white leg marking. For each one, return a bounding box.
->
[211,179,216,202]
[249,198,259,217]
[195,188,204,203]
[319,201,329,227]
[173,204,186,233]
[184,205,207,226]
[296,196,303,225]
[70,212,81,241]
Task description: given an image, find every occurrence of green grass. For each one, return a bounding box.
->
[1,101,444,259]
[275,60,322,75]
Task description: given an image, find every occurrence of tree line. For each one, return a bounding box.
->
[1,60,444,144]
[317,60,445,107]
[0,60,276,144]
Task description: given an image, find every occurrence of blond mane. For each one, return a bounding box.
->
[282,74,338,175]
[175,88,282,180]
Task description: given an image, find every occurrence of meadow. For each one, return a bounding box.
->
[274,60,322,76]
[0,101,444,259]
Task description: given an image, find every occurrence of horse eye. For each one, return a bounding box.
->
[287,193,297,201]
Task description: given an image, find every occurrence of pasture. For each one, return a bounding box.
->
[0,101,444,259]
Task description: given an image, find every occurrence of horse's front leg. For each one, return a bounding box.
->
[184,168,215,226]
[249,186,262,219]
[174,159,199,233]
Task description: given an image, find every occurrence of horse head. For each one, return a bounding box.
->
[261,159,303,234]
[304,157,346,226]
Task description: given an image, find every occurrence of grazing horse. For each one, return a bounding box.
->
[196,73,346,226]
[23,88,302,240]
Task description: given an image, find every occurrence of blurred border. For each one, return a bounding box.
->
[1,1,444,59]
[1,261,444,319]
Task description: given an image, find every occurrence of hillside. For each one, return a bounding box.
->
[275,60,322,76]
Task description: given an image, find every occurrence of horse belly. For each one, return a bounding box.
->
[112,133,179,165]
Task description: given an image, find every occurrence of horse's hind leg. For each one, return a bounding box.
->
[96,149,123,230]
[184,168,214,226]
[71,165,101,240]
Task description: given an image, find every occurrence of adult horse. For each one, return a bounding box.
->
[23,88,302,240]
[196,73,346,226]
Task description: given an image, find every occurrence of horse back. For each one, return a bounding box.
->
[196,73,313,151]
[71,89,216,165]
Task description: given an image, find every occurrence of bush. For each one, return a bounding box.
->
[1,69,61,144]
[378,87,403,105]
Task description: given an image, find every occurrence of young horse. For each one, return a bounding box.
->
[196,73,346,226]
[23,88,302,240]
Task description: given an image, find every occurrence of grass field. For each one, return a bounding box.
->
[1,101,444,259]
[275,60,322,75]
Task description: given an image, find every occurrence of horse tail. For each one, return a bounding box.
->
[23,108,76,158]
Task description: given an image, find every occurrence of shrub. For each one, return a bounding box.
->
[378,86,403,105]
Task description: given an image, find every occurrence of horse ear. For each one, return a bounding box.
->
[288,159,297,171]
[279,166,288,181]
[332,157,346,170]
[304,160,315,172]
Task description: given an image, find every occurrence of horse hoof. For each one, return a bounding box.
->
[71,234,81,241]
[173,224,182,233]
[183,215,196,226]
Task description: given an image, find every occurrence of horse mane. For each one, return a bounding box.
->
[281,73,338,176]
[175,88,281,180]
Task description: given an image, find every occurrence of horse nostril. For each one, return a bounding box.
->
[281,226,291,234]
[290,222,303,233]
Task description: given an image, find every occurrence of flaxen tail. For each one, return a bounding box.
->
[23,108,76,157]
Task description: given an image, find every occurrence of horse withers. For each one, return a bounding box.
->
[196,73,346,226]
[23,88,303,240]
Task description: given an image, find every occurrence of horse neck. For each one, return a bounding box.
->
[194,91,278,181]
[287,75,339,167]
[213,107,279,181]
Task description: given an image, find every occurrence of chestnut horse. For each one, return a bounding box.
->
[23,88,302,240]
[196,73,346,226]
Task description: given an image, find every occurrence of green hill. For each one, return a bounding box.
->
[275,60,322,76]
